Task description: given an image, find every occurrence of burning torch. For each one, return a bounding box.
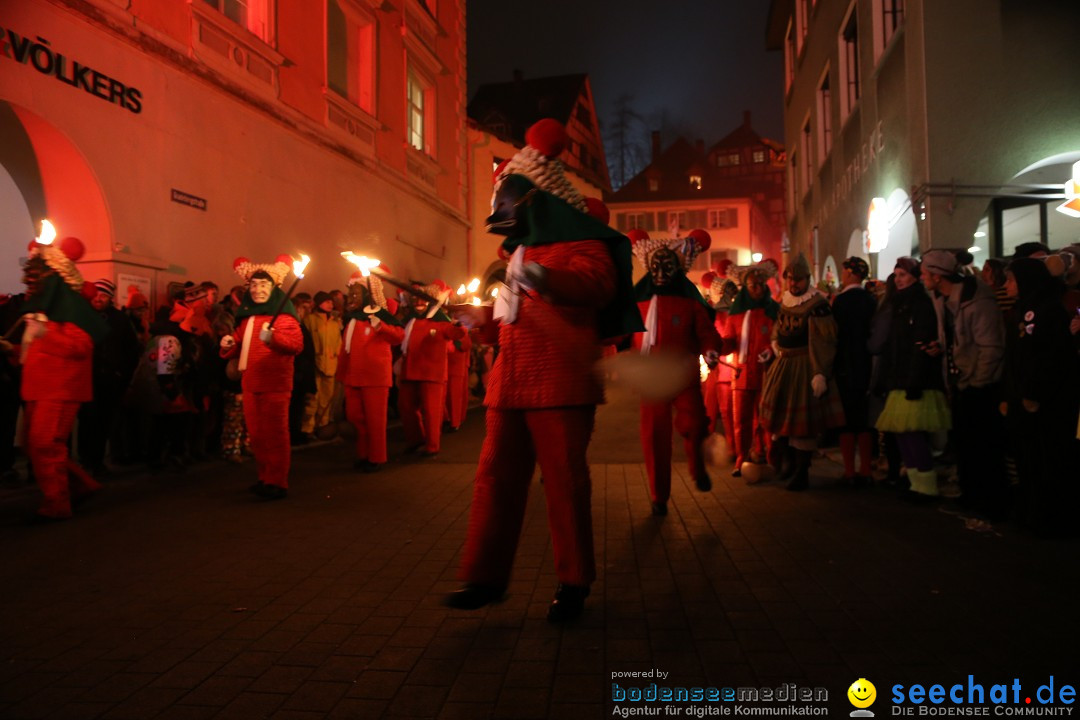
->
[269,253,310,328]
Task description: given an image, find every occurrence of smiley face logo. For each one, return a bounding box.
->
[848,678,876,709]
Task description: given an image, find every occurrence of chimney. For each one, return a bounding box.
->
[695,138,705,154]
[743,110,752,127]
[651,131,661,162]
[513,69,523,83]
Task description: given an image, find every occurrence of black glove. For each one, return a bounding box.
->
[905,388,923,401]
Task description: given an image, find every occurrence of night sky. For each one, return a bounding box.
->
[467,0,784,162]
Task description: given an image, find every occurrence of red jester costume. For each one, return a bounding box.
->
[445,119,642,622]
[220,256,304,500]
[337,270,404,471]
[13,235,107,521]
[629,228,721,516]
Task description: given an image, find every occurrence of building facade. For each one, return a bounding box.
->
[767,0,1080,280]
[606,115,787,277]
[0,0,467,302]
[466,72,609,287]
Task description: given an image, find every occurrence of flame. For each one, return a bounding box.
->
[490,287,499,298]
[341,251,380,276]
[293,253,311,279]
[37,220,56,246]
[467,278,480,293]
[456,284,467,295]
[470,296,481,306]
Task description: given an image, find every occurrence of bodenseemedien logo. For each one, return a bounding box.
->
[849,678,877,717]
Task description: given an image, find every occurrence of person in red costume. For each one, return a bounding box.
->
[397,280,465,458]
[445,119,642,622]
[444,325,472,433]
[700,265,739,455]
[219,256,304,500]
[718,262,780,480]
[629,228,721,516]
[338,269,404,472]
[4,233,107,521]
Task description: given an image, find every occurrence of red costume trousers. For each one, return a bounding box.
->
[345,386,390,464]
[640,383,709,504]
[26,400,100,518]
[243,391,291,489]
[445,372,469,429]
[459,407,596,587]
[732,388,769,465]
[703,372,735,451]
[398,379,445,453]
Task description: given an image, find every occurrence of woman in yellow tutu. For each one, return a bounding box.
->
[873,257,951,500]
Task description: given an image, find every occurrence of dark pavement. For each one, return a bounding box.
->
[1,385,1078,719]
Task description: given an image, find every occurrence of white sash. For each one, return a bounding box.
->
[640,296,658,355]
[493,246,525,325]
[238,317,255,372]
[344,319,356,354]
[401,318,415,355]
[738,311,752,364]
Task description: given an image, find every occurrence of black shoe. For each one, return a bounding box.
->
[443,583,506,610]
[694,471,712,492]
[786,449,811,491]
[256,484,288,501]
[353,459,381,473]
[651,501,667,516]
[547,584,589,623]
[853,474,870,487]
[418,450,438,459]
[444,425,460,434]
[249,481,265,495]
[731,467,742,478]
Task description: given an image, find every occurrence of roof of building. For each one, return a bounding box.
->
[468,74,588,145]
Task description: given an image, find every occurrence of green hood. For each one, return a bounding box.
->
[633,272,715,319]
[500,175,643,339]
[345,307,402,326]
[235,287,297,323]
[21,274,108,343]
[728,286,779,320]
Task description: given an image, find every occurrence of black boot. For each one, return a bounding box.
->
[778,445,798,483]
[786,449,811,491]
[547,584,589,623]
[443,583,506,610]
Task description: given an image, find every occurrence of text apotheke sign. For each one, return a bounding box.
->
[1,25,143,114]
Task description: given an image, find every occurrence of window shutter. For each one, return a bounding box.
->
[690,210,708,228]
[616,213,627,231]
[727,209,739,228]
[645,213,656,231]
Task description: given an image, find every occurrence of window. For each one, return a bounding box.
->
[789,149,799,209]
[784,19,795,93]
[873,0,905,61]
[689,175,702,190]
[838,1,860,124]
[795,0,810,55]
[648,178,659,192]
[752,149,766,164]
[801,117,812,193]
[708,208,738,229]
[327,0,375,114]
[667,211,689,233]
[627,213,648,230]
[575,103,592,128]
[406,68,434,155]
[816,68,832,167]
[202,0,271,42]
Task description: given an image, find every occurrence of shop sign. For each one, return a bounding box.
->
[0,24,143,114]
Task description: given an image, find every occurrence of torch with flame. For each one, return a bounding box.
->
[269,253,310,327]
[341,251,383,313]
[36,220,57,246]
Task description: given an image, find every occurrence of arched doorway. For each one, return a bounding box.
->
[0,100,112,293]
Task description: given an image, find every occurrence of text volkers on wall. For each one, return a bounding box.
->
[1,25,142,114]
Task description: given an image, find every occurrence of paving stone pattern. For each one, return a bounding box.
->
[0,389,1077,719]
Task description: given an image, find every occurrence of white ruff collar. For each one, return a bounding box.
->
[781,288,822,308]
